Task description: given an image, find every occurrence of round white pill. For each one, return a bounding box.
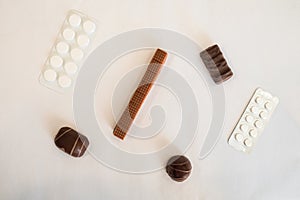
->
[249,129,258,138]
[254,120,264,129]
[250,106,259,114]
[71,48,84,61]
[240,124,248,132]
[58,75,72,88]
[245,115,254,123]
[50,55,63,68]
[83,20,96,34]
[43,69,57,82]
[77,35,90,48]
[255,96,263,104]
[69,14,81,27]
[63,28,75,41]
[259,111,268,119]
[244,139,253,147]
[56,41,69,54]
[64,62,78,74]
[235,133,244,142]
[265,102,273,110]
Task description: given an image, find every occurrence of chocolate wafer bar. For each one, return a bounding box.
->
[113,49,168,140]
[200,44,233,84]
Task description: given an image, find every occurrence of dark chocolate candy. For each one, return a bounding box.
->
[200,44,233,84]
[54,127,89,157]
[166,155,192,182]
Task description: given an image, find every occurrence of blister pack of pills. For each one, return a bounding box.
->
[40,10,97,92]
[228,88,279,153]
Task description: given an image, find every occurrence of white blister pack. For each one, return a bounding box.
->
[40,10,97,92]
[228,88,279,153]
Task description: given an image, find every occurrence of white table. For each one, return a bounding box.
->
[0,0,299,199]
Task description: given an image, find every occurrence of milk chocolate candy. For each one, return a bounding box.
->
[54,127,89,157]
[200,44,233,84]
[166,155,192,182]
[113,49,168,140]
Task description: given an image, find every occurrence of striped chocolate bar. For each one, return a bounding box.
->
[54,127,89,157]
[113,49,168,140]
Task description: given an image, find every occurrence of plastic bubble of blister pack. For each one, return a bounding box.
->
[228,88,279,153]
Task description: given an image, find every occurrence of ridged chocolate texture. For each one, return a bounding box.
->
[54,127,89,157]
[113,49,168,140]
[200,44,233,84]
[166,155,192,182]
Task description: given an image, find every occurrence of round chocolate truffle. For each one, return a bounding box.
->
[166,155,192,182]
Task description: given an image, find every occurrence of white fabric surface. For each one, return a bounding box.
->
[0,0,299,199]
